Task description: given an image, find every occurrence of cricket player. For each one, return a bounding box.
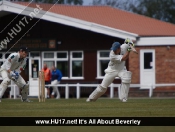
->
[87,39,134,102]
[0,47,31,102]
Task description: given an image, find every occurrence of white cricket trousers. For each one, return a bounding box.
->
[0,68,26,98]
[51,80,60,98]
[101,70,131,100]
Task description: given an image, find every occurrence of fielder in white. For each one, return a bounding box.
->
[0,47,31,102]
[87,39,135,102]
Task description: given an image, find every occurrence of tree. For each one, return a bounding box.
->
[10,0,83,5]
[67,0,83,5]
[92,0,136,12]
[92,0,175,24]
[92,0,102,5]
[132,0,175,24]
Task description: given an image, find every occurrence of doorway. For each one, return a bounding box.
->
[29,52,41,96]
[140,49,155,89]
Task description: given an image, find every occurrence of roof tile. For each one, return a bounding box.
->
[16,2,175,36]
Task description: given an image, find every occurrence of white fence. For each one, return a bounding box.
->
[9,83,175,99]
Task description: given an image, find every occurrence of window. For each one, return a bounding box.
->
[57,61,68,77]
[57,52,67,58]
[70,51,83,79]
[97,50,110,78]
[42,51,68,79]
[44,53,54,58]
[42,51,83,79]
[144,52,153,69]
[43,61,55,69]
[30,52,40,57]
[57,52,68,77]
[43,52,55,69]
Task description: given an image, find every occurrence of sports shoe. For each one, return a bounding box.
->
[51,92,55,95]
[86,98,90,102]
[121,98,127,102]
[56,96,60,99]
[21,97,32,102]
[86,98,95,102]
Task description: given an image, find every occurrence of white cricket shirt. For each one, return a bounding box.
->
[1,52,27,73]
[105,50,125,73]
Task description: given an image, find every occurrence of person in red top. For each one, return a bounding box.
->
[42,63,51,98]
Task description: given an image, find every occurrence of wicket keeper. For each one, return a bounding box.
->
[0,47,31,102]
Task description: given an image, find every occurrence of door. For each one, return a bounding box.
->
[140,50,155,89]
[29,52,41,96]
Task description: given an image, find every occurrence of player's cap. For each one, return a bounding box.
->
[110,42,121,51]
[19,46,30,53]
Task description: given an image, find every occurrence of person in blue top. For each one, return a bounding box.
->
[51,66,62,99]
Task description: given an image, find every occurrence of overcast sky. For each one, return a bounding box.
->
[83,0,93,5]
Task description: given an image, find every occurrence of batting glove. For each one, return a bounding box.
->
[129,42,135,47]
[127,48,131,52]
[125,38,135,47]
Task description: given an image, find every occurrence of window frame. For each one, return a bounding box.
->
[42,51,69,79]
[70,51,84,79]
[97,50,110,79]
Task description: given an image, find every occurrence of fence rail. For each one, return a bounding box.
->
[9,83,175,99]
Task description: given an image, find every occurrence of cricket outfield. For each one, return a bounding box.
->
[0,98,175,132]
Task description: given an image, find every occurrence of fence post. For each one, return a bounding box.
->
[65,84,69,99]
[118,84,120,99]
[110,83,114,98]
[76,83,80,99]
[149,84,153,98]
[14,85,16,99]
[9,85,12,99]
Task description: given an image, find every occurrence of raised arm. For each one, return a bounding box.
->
[121,51,130,61]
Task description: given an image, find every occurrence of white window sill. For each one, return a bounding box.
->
[62,77,84,80]
[96,77,120,79]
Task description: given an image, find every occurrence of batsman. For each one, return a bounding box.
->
[0,47,31,102]
[87,38,136,102]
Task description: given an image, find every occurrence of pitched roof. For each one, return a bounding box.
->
[15,2,175,37]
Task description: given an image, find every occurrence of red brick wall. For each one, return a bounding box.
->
[129,46,175,84]
[128,50,140,83]
[156,46,175,83]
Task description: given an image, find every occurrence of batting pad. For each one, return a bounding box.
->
[88,85,107,101]
[119,83,130,100]
[0,85,7,98]
[121,71,132,83]
[21,84,29,100]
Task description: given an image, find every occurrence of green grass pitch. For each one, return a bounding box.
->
[0,98,175,132]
